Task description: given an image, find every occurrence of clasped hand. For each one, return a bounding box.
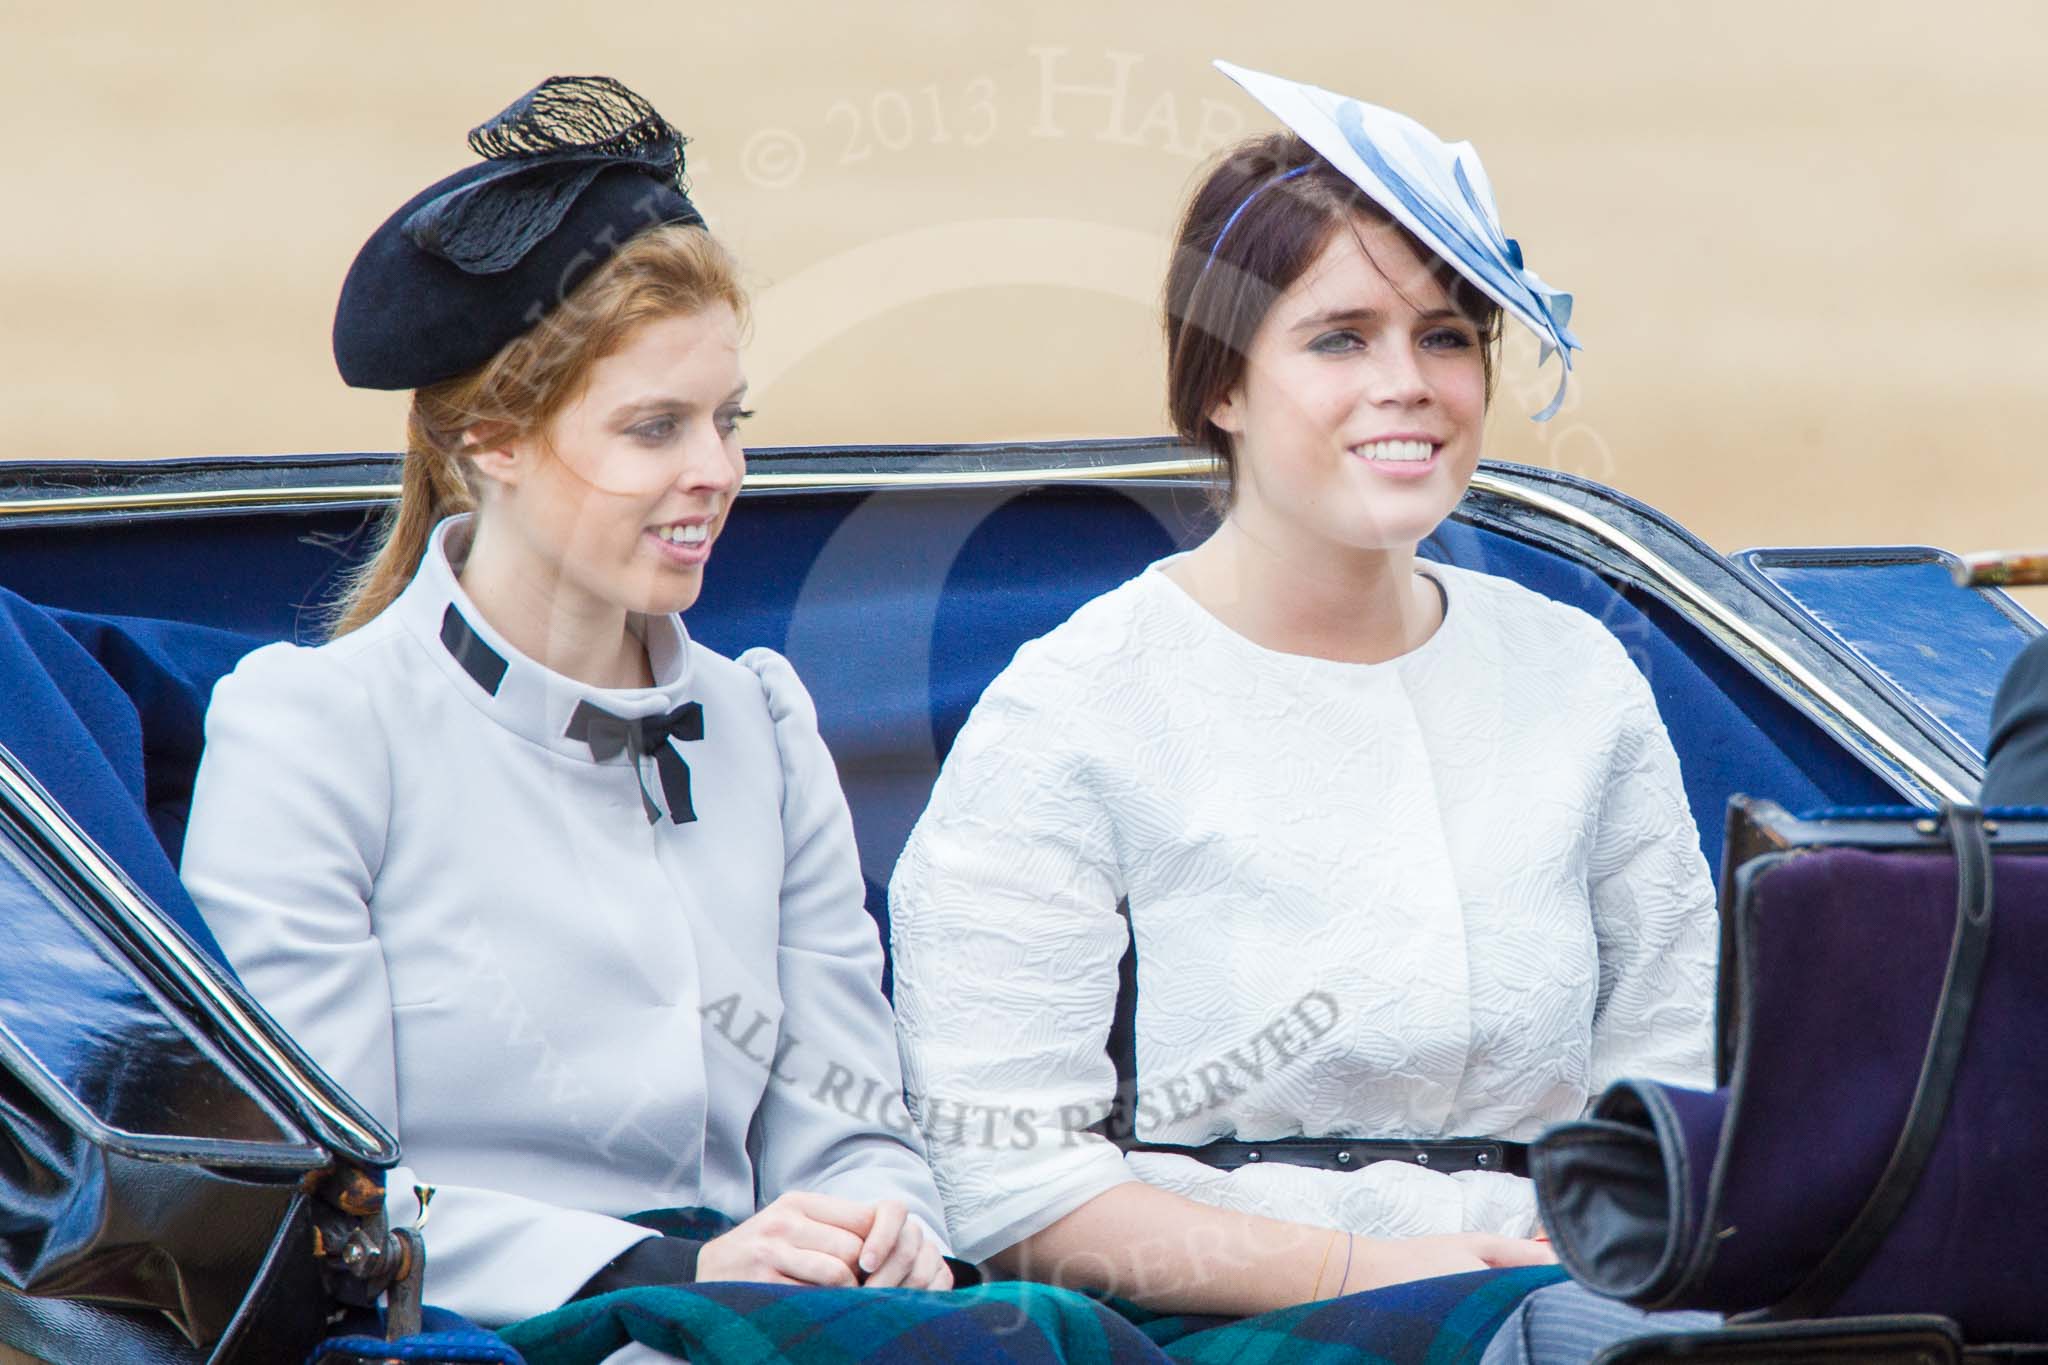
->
[698,1192,954,1291]
[1337,1230,1554,1297]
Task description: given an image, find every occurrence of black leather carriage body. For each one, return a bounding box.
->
[0,749,405,1364]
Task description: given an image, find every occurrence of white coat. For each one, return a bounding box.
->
[890,561,1718,1263]
[183,517,946,1326]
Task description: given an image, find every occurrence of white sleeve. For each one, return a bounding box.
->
[180,644,652,1325]
[887,661,1137,1264]
[1585,654,1720,1095]
[734,648,952,1249]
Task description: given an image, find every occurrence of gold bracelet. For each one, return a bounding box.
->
[1309,1227,1340,1300]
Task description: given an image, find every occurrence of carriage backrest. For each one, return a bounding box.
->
[0,479,1899,989]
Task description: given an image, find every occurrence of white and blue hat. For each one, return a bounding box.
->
[1215,60,1581,420]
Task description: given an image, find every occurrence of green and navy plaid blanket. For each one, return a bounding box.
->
[496,1216,1565,1365]
[313,1209,1563,1365]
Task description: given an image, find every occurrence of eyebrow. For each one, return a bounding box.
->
[1291,306,1465,332]
[610,384,750,421]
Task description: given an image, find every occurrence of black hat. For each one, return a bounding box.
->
[333,76,706,391]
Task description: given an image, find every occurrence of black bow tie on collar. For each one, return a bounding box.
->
[565,700,704,824]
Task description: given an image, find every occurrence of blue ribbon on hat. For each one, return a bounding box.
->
[1334,101,1580,420]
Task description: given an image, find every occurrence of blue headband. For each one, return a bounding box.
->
[1201,163,1312,273]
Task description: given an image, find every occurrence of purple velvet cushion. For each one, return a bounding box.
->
[1535,843,2048,1342]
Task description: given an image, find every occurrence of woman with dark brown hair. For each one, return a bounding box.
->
[890,62,1721,1358]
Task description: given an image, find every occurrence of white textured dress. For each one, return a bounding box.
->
[889,559,1717,1264]
[182,517,947,1327]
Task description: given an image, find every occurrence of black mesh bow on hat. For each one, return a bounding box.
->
[333,76,706,390]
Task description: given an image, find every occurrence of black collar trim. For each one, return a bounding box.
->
[439,603,508,696]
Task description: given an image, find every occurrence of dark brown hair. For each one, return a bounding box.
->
[1163,133,1502,501]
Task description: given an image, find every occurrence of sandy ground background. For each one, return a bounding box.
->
[4,1,2044,567]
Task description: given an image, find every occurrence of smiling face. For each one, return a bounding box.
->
[469,302,750,622]
[1209,216,1488,560]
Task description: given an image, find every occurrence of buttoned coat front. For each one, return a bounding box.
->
[182,518,946,1325]
[890,561,1718,1263]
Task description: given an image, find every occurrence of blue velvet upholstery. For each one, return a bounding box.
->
[0,484,1897,992]
[0,590,256,964]
[682,488,1895,975]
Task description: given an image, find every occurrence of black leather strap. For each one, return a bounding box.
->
[1087,897,1525,1179]
[1763,803,1995,1320]
[1122,1135,1529,1177]
[1595,1314,1965,1364]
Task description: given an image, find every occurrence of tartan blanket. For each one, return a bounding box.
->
[498,1266,1565,1365]
[312,1209,1564,1365]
